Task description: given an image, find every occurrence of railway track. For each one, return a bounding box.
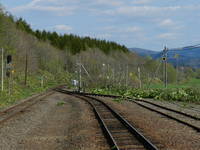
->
[131,99,200,132]
[56,89,160,150]
[0,91,54,125]
[170,101,200,113]
[57,90,200,132]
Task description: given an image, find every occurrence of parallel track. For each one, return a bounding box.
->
[0,91,54,125]
[134,99,200,120]
[56,89,159,150]
[131,100,200,132]
[59,90,200,132]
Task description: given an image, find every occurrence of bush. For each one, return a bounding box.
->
[91,87,200,103]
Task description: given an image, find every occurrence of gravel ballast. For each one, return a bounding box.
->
[0,92,107,150]
[95,96,200,150]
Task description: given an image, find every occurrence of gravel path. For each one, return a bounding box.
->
[95,96,200,150]
[0,92,107,150]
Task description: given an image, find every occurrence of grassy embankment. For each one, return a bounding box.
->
[0,71,71,109]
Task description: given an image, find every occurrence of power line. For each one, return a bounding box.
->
[168,44,200,51]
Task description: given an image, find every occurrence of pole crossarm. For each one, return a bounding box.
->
[76,63,92,80]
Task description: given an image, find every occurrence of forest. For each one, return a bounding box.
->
[15,18,128,54]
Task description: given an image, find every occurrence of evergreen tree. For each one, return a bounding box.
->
[14,17,129,54]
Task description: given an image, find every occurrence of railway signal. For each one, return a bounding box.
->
[6,55,13,95]
[6,55,12,77]
[162,57,166,61]
[7,55,12,64]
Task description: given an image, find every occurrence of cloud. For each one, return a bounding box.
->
[94,5,200,18]
[10,0,200,19]
[54,25,72,32]
[159,19,174,27]
[96,33,112,39]
[103,26,142,33]
[131,0,154,5]
[158,33,176,39]
[6,0,200,50]
[158,18,184,30]
[11,0,78,16]
[103,6,182,17]
[92,0,123,6]
[125,26,141,32]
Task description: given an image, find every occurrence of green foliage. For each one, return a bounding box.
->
[91,87,200,103]
[56,101,66,106]
[16,18,34,34]
[15,18,128,54]
[0,70,72,109]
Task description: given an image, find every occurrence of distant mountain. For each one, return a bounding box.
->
[129,48,158,57]
[130,46,200,68]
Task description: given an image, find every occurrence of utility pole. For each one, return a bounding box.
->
[77,63,92,91]
[24,50,28,85]
[1,48,4,91]
[175,54,179,84]
[78,63,82,92]
[41,76,44,88]
[125,65,129,88]
[112,68,115,86]
[138,67,142,88]
[163,46,168,88]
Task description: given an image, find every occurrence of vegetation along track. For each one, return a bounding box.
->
[59,91,200,132]
[56,89,160,150]
[0,90,54,125]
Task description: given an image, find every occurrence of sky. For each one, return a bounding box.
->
[1,0,200,51]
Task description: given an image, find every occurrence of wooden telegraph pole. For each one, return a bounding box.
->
[1,48,4,91]
[163,46,168,88]
[24,50,28,86]
[125,64,129,88]
[138,66,142,88]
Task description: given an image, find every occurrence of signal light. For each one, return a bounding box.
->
[7,55,12,64]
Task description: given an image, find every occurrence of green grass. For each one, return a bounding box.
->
[0,70,71,110]
[56,101,66,106]
[144,78,200,89]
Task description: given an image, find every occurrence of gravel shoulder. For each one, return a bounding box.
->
[94,96,200,150]
[0,92,108,150]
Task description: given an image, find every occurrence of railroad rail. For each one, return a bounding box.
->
[0,90,55,125]
[134,99,200,120]
[56,89,160,150]
[56,90,200,132]
[131,100,200,132]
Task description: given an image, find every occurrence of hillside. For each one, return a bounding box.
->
[129,48,158,57]
[0,3,187,109]
[130,47,200,68]
[0,6,159,91]
[16,18,128,54]
[2,2,200,111]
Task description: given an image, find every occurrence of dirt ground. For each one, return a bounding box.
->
[0,92,109,150]
[94,96,200,150]
[2,92,199,150]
